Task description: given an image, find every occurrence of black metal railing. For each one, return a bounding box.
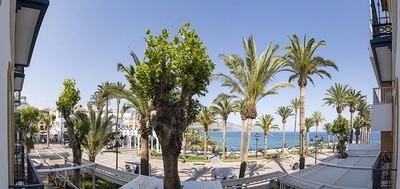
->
[372,152,397,189]
[9,140,44,189]
[371,0,392,38]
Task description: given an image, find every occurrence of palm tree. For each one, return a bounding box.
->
[216,36,292,177]
[275,106,293,154]
[322,123,332,147]
[198,107,218,159]
[311,111,326,138]
[236,99,248,152]
[111,82,126,131]
[95,81,115,117]
[283,34,338,169]
[305,117,315,148]
[254,114,279,158]
[211,94,238,160]
[290,98,300,151]
[356,100,371,143]
[345,88,366,143]
[353,116,363,144]
[81,106,114,162]
[323,83,349,117]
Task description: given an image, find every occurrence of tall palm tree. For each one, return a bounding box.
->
[311,111,326,138]
[81,106,114,162]
[111,82,126,131]
[305,117,315,148]
[323,83,349,117]
[353,116,363,144]
[198,107,218,159]
[283,34,338,169]
[322,123,332,147]
[290,98,300,151]
[211,94,238,160]
[95,81,115,117]
[356,100,371,143]
[275,106,293,154]
[254,114,279,158]
[121,92,151,175]
[236,99,248,152]
[345,88,366,143]
[216,36,292,177]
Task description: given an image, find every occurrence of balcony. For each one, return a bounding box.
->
[372,87,392,131]
[372,152,397,189]
[9,142,44,189]
[369,0,392,84]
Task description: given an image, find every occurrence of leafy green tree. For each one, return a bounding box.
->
[275,106,293,154]
[331,116,350,158]
[198,107,218,159]
[322,123,332,147]
[290,98,300,150]
[15,106,41,153]
[311,111,326,137]
[80,106,114,162]
[283,34,338,169]
[56,78,88,187]
[323,83,349,117]
[345,88,366,143]
[217,36,291,177]
[135,23,214,189]
[254,114,279,158]
[41,112,56,147]
[305,117,315,148]
[211,93,238,160]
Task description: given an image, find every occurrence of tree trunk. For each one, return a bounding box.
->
[282,121,286,154]
[240,119,246,151]
[161,139,180,189]
[182,132,187,159]
[89,156,95,162]
[140,134,150,175]
[139,118,150,176]
[264,135,267,158]
[299,85,306,170]
[356,134,359,144]
[349,111,354,143]
[64,116,82,187]
[222,119,227,160]
[204,130,208,159]
[306,132,309,149]
[239,118,253,178]
[292,111,298,151]
[115,98,121,170]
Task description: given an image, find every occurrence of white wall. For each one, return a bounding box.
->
[0,0,11,187]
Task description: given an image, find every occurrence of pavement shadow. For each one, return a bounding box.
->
[181,166,213,181]
[246,163,265,177]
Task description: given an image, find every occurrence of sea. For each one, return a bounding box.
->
[203,131,381,151]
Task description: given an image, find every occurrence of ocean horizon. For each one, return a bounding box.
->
[203,131,381,151]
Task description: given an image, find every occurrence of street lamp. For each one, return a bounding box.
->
[255,133,260,158]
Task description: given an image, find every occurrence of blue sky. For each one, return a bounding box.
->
[25,1,376,132]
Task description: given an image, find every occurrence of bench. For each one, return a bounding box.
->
[192,162,205,166]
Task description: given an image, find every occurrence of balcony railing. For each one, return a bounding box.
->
[372,152,397,189]
[9,141,44,189]
[370,0,392,38]
[373,87,392,104]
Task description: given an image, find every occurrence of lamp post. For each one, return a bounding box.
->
[255,133,260,158]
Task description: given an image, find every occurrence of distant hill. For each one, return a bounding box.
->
[190,121,263,132]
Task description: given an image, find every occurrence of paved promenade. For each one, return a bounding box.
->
[32,143,335,182]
